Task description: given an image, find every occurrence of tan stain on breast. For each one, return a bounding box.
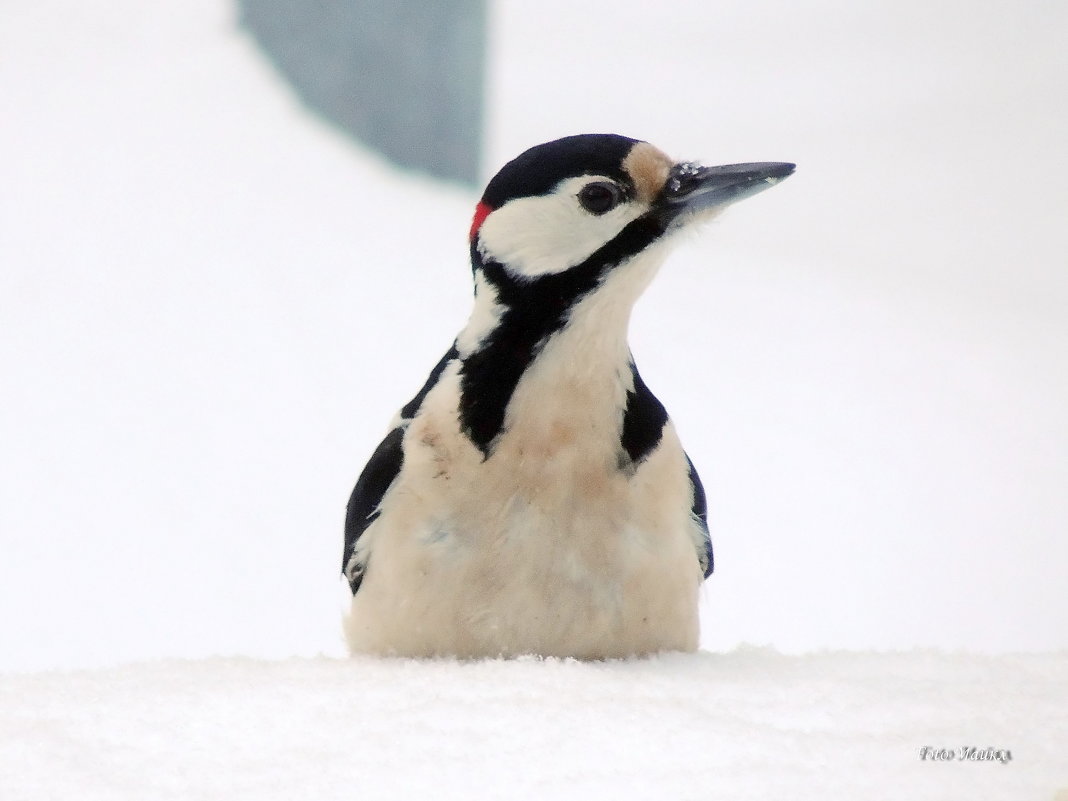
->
[623,141,674,203]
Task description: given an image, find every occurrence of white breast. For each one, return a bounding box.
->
[344,247,702,659]
[344,363,702,659]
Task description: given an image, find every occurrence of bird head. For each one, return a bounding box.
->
[454,135,793,455]
[469,134,794,284]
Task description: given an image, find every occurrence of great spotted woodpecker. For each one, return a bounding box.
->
[343,134,793,658]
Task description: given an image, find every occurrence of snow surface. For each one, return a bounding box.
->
[2,0,1068,795]
[3,650,1067,801]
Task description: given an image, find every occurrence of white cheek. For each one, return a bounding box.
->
[477,177,645,279]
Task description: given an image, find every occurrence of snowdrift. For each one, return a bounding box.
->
[4,649,1066,800]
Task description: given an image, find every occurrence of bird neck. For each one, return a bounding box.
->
[455,247,666,457]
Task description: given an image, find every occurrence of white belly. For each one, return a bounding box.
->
[344,387,702,659]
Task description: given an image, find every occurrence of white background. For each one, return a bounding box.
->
[2,0,1066,671]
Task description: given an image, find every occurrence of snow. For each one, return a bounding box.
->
[2,0,1068,796]
[4,650,1067,800]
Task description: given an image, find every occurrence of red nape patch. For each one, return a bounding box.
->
[469,201,493,242]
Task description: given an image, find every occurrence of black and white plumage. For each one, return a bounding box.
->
[343,134,793,659]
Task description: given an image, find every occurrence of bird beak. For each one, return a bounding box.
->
[660,161,795,217]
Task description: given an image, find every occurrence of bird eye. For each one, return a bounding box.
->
[577,182,623,215]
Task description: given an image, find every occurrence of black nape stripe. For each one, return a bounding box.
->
[620,362,668,466]
[459,257,601,454]
[460,215,667,456]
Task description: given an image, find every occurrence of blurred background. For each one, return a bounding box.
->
[1,0,1065,671]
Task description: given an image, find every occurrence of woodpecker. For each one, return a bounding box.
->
[343,134,793,659]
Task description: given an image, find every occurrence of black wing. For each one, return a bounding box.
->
[343,426,404,593]
[342,345,458,594]
[620,361,712,578]
[686,453,713,578]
